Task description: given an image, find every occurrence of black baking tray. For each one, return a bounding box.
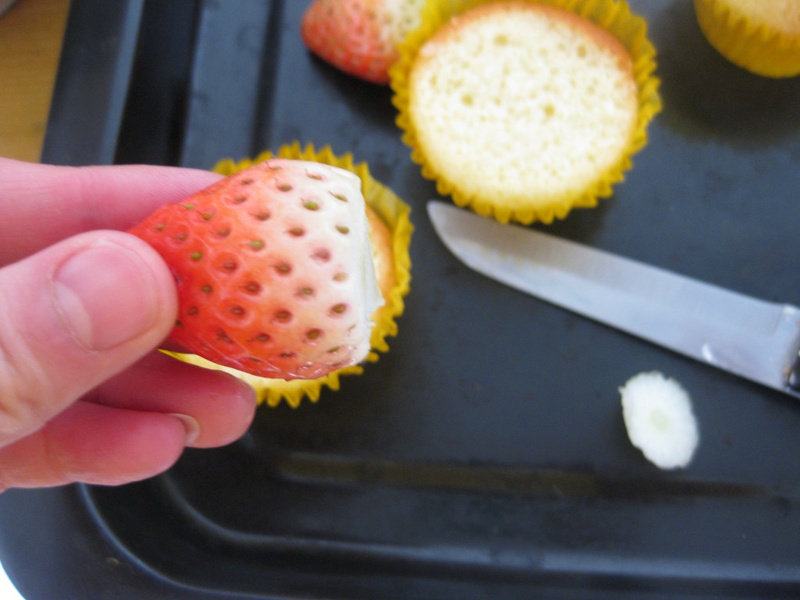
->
[2,0,800,598]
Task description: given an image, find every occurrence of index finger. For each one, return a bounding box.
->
[0,158,221,265]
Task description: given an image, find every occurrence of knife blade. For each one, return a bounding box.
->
[427,201,800,399]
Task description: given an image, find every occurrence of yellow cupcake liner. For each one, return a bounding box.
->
[166,142,413,408]
[390,0,662,225]
[694,0,800,78]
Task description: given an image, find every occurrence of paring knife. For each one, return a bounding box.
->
[427,201,800,399]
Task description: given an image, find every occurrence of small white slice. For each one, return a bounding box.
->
[620,371,700,470]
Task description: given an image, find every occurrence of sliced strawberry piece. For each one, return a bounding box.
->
[300,0,424,84]
[130,159,382,380]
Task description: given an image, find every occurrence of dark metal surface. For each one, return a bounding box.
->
[2,0,800,598]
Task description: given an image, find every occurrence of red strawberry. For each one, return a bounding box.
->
[300,0,424,84]
[129,159,382,380]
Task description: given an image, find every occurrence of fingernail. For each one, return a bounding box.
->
[169,413,200,445]
[53,240,161,350]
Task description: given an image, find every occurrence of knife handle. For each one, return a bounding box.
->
[788,351,800,394]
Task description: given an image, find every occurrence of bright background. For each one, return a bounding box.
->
[0,563,24,600]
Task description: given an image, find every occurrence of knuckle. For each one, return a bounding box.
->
[0,423,68,490]
[0,315,51,443]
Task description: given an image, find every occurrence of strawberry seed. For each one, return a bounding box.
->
[274,262,292,275]
[243,281,262,294]
[312,248,331,263]
[217,329,234,344]
[330,303,347,315]
[274,310,292,323]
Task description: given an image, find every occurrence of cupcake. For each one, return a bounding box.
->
[694,0,800,77]
[168,142,413,408]
[391,0,661,225]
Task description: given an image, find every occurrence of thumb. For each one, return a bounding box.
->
[0,231,177,446]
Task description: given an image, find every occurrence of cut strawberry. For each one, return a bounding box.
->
[130,159,383,380]
[300,0,424,84]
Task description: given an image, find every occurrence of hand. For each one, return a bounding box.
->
[0,158,257,490]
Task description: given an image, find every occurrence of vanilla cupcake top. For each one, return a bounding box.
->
[410,2,637,222]
[392,0,661,225]
[721,0,800,35]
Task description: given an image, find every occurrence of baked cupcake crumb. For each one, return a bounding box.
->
[393,0,661,225]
